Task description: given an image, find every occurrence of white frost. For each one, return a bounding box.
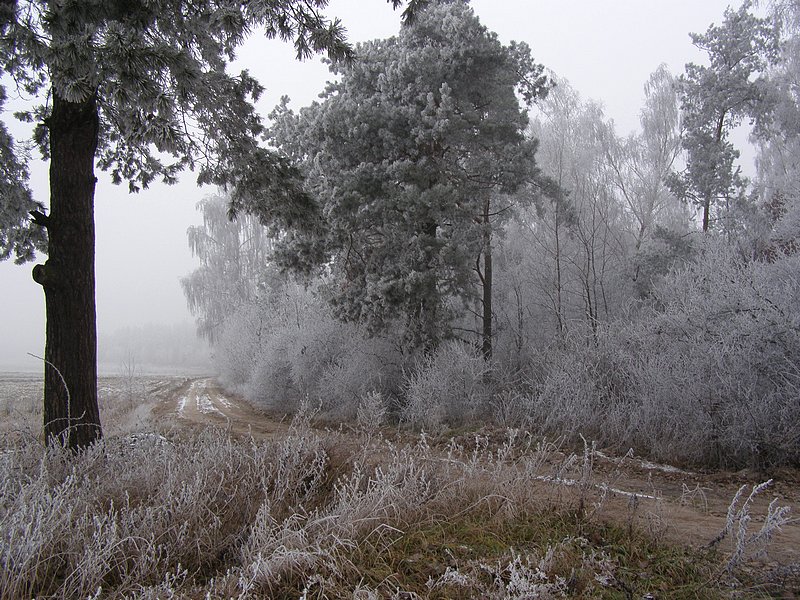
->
[639,459,694,475]
[533,475,658,500]
[596,450,694,476]
[197,393,225,416]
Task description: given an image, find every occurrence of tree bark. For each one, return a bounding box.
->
[554,200,564,335]
[32,92,102,450]
[481,197,492,360]
[416,219,440,355]
[702,198,710,233]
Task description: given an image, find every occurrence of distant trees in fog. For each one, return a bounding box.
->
[99,323,210,372]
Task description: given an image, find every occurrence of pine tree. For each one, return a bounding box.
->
[670,1,779,232]
[269,1,550,354]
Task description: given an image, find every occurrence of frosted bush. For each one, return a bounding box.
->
[220,283,403,419]
[401,341,490,430]
[522,239,800,468]
[625,242,800,466]
[245,328,303,412]
[356,390,387,433]
[214,303,264,392]
[489,390,533,428]
[527,327,635,445]
[310,333,400,420]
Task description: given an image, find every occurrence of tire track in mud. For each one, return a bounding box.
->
[161,377,289,438]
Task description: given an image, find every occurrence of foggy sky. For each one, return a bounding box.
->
[0,0,750,370]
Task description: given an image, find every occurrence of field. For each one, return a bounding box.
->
[1,373,798,598]
[0,371,187,438]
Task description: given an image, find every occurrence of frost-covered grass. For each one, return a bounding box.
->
[0,423,789,599]
[0,373,185,439]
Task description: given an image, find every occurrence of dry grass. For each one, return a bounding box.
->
[0,406,792,599]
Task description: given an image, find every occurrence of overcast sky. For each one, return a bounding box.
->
[0,0,751,370]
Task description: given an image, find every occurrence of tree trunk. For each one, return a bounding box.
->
[481,197,492,360]
[32,92,102,450]
[411,219,440,355]
[553,183,565,336]
[703,112,726,234]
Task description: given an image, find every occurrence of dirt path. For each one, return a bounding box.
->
[156,377,800,574]
[588,450,800,573]
[154,376,290,438]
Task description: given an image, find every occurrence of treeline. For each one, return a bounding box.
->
[99,322,211,373]
[184,1,800,469]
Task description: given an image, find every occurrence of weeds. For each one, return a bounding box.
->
[356,390,387,435]
[709,479,792,575]
[0,413,791,598]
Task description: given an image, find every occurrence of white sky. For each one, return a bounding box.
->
[0,0,747,369]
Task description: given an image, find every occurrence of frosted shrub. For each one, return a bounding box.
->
[523,239,800,468]
[356,390,387,433]
[246,317,393,418]
[490,389,534,428]
[310,332,400,421]
[528,327,635,445]
[625,242,800,466]
[278,308,401,420]
[214,303,265,392]
[401,341,490,430]
[245,327,303,412]
[224,284,403,419]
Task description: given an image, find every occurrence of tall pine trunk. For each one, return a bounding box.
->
[481,197,492,360]
[415,219,440,355]
[32,93,102,450]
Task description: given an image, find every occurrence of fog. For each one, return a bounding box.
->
[0,0,745,371]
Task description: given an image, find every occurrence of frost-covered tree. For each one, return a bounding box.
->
[0,0,423,449]
[270,1,550,355]
[752,0,800,253]
[601,65,684,251]
[182,194,278,342]
[670,1,779,232]
[0,84,46,263]
[524,80,630,336]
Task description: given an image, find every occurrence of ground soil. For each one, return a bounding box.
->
[154,377,800,589]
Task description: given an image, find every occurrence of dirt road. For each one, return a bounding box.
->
[154,376,290,438]
[156,377,800,574]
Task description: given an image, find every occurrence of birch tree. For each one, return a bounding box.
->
[752,0,800,254]
[182,194,277,342]
[601,65,683,251]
